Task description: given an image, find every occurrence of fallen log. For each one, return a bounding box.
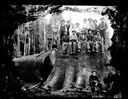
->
[13,49,57,82]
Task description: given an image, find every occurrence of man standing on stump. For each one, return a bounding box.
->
[59,19,66,45]
[98,17,108,46]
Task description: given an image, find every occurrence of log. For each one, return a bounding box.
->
[13,51,53,82]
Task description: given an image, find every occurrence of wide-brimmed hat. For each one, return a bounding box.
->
[88,18,92,21]
[81,29,85,32]
[75,23,80,25]
[72,30,76,32]
[61,19,65,22]
[100,17,105,20]
[83,18,87,22]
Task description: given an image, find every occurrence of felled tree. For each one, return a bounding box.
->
[0,4,63,98]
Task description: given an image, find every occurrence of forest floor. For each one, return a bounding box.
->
[21,44,112,98]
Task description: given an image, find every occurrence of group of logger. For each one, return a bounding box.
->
[13,17,108,57]
[52,17,108,55]
[86,67,120,96]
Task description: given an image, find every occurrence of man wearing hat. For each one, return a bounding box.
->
[74,23,81,38]
[78,30,87,52]
[59,19,66,45]
[68,30,78,54]
[87,18,95,31]
[89,71,102,93]
[86,30,95,52]
[62,32,69,54]
[93,20,99,35]
[98,17,108,45]
[53,29,59,49]
[65,20,71,36]
[82,18,88,34]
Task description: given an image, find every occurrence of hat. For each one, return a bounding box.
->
[61,19,65,22]
[92,70,97,74]
[53,32,57,34]
[93,20,97,22]
[72,30,76,32]
[100,17,105,20]
[88,18,92,20]
[76,23,80,25]
[81,29,85,32]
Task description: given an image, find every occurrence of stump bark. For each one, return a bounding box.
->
[43,47,109,91]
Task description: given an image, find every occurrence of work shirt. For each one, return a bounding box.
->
[93,35,98,42]
[70,34,77,41]
[93,23,98,30]
[89,75,99,84]
[74,26,81,33]
[82,23,88,29]
[82,23,88,34]
[59,24,66,36]
[69,26,75,36]
[46,25,53,39]
[99,21,107,30]
[66,25,70,35]
[87,22,95,30]
[53,33,59,44]
[62,34,69,42]
[79,34,87,42]
[87,34,94,41]
[96,34,102,43]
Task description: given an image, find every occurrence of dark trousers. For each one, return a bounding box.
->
[60,31,65,45]
[68,40,77,53]
[100,30,106,45]
[90,81,102,93]
[48,38,52,50]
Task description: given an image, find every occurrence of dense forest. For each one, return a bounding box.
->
[0,4,128,98]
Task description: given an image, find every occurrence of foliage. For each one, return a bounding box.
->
[101,6,128,98]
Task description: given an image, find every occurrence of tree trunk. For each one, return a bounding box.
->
[63,66,75,89]
[42,46,108,91]
[13,51,52,81]
[17,27,20,55]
